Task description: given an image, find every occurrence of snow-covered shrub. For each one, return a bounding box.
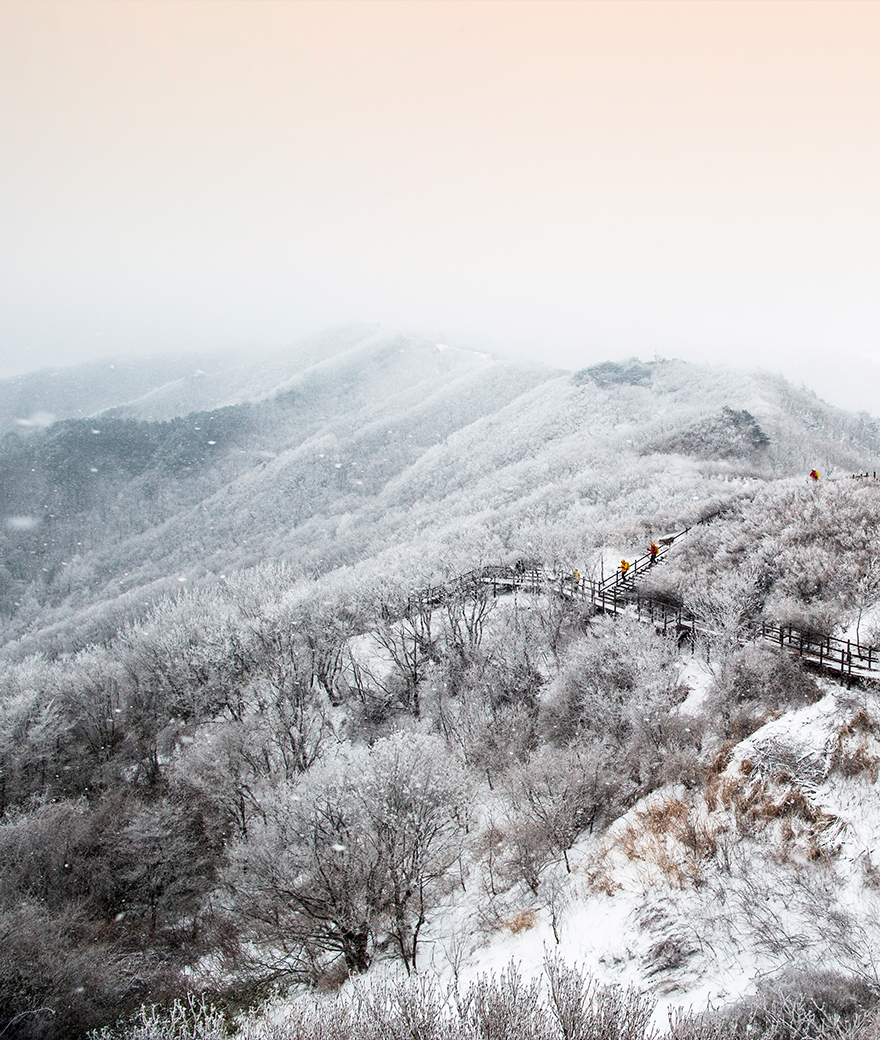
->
[89,998,228,1040]
[703,645,821,739]
[453,699,537,783]
[501,742,632,892]
[538,619,688,797]
[544,953,656,1040]
[85,958,879,1040]
[716,969,876,1040]
[456,964,555,1040]
[662,479,880,640]
[0,895,143,1040]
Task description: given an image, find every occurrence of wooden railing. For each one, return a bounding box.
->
[757,622,874,679]
[397,506,878,681]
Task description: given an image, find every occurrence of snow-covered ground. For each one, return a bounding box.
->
[260,661,880,1035]
[445,678,880,1021]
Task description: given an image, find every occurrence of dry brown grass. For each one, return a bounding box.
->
[836,744,880,781]
[502,908,537,934]
[640,796,690,834]
[704,742,738,812]
[609,796,720,889]
[585,862,619,896]
[832,712,880,781]
[840,707,878,737]
[708,770,838,865]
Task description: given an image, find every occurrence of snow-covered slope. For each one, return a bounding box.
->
[428,679,880,1024]
[2,337,879,658]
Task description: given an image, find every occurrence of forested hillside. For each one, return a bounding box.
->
[4,332,880,1039]
[1,326,877,658]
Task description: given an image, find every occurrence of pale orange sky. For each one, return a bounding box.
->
[1,0,879,380]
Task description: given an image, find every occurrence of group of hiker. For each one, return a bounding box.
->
[616,541,659,578]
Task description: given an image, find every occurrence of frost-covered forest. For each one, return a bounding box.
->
[5,325,880,1039]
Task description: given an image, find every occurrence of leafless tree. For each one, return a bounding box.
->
[227,733,467,977]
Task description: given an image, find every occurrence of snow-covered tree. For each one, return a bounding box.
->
[227,733,467,977]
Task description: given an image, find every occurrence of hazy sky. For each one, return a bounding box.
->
[2,0,879,381]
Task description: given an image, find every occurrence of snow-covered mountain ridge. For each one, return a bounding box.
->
[2,326,877,658]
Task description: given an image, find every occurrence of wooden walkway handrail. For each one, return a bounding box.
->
[396,504,877,681]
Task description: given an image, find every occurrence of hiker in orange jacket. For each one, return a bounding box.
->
[620,559,630,576]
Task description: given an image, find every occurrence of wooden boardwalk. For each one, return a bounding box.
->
[401,510,879,683]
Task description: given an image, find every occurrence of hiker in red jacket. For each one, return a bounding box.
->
[810,469,819,481]
[649,542,659,563]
